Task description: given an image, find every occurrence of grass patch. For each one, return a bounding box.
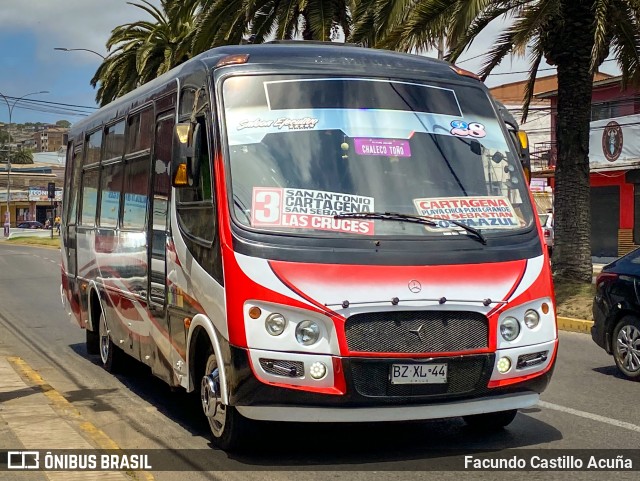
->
[6,236,61,248]
[554,277,595,321]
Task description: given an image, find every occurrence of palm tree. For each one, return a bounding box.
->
[179,0,352,55]
[352,0,640,282]
[91,0,198,106]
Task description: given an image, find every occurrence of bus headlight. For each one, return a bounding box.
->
[265,313,287,336]
[524,309,540,329]
[500,317,520,341]
[295,320,320,346]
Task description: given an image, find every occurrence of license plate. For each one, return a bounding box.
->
[390,363,448,384]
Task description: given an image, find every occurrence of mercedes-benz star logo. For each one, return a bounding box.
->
[408,280,422,293]
[409,324,426,342]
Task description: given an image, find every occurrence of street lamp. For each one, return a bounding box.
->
[54,47,106,60]
[0,90,49,236]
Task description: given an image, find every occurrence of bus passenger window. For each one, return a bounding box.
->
[122,158,151,230]
[99,162,124,227]
[80,169,99,226]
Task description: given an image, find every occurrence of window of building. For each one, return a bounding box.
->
[80,168,100,225]
[592,99,632,121]
[122,158,150,230]
[99,162,124,227]
[104,121,125,161]
[85,130,102,165]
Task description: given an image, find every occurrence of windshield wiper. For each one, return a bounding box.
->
[334,211,487,245]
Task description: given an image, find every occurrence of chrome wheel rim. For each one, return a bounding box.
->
[99,313,109,365]
[201,358,226,437]
[616,324,640,373]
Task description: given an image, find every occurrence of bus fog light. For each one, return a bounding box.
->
[295,320,320,346]
[497,357,512,373]
[309,361,327,380]
[524,309,540,329]
[265,313,287,336]
[500,316,520,341]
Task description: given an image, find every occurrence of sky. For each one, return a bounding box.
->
[0,0,620,127]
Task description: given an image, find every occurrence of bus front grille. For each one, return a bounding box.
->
[350,355,494,398]
[344,310,489,353]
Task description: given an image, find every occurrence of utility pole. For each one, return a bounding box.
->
[0,90,49,236]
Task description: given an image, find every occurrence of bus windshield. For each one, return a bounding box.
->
[222,75,535,238]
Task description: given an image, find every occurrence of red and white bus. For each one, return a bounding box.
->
[61,43,556,450]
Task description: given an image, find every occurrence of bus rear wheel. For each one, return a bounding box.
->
[98,311,123,373]
[200,349,248,451]
[463,409,518,430]
[86,327,100,355]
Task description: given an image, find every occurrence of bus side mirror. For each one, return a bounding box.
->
[517,131,531,185]
[172,122,201,187]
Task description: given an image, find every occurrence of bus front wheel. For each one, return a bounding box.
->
[200,349,248,451]
[463,409,518,430]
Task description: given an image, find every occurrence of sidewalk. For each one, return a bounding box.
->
[0,355,136,480]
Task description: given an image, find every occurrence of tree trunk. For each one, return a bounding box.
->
[552,1,596,283]
[301,11,314,40]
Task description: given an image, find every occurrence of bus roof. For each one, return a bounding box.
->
[71,43,482,135]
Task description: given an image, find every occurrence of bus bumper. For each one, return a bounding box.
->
[236,391,539,422]
[224,344,555,422]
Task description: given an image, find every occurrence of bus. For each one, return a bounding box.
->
[61,42,556,451]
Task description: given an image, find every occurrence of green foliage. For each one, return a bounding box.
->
[92,0,353,105]
[0,149,33,164]
[55,120,71,128]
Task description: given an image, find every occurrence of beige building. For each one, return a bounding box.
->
[0,152,65,227]
[33,126,68,152]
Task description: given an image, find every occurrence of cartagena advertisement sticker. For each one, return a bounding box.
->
[413,196,520,230]
[251,187,375,235]
[354,138,412,157]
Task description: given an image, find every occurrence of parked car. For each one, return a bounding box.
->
[16,221,44,229]
[592,248,640,380]
[538,212,554,255]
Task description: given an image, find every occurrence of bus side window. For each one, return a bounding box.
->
[175,115,222,283]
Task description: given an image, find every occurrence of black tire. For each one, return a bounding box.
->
[86,328,100,355]
[200,348,249,451]
[463,409,518,430]
[612,316,640,381]
[98,310,123,373]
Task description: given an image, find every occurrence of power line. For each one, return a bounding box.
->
[1,95,98,111]
[486,58,617,77]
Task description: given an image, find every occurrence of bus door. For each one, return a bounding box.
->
[148,112,174,310]
[65,146,82,281]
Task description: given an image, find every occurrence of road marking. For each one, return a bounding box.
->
[539,400,640,433]
[8,357,155,481]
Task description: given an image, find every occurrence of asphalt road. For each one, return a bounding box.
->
[0,242,639,481]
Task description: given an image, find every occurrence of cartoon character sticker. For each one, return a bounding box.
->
[450,120,486,138]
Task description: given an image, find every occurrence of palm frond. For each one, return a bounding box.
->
[521,36,545,123]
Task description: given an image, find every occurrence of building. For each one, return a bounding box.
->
[33,126,68,152]
[0,151,65,226]
[536,75,640,258]
[489,73,613,215]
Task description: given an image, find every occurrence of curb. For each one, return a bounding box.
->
[557,316,594,334]
[6,356,155,481]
